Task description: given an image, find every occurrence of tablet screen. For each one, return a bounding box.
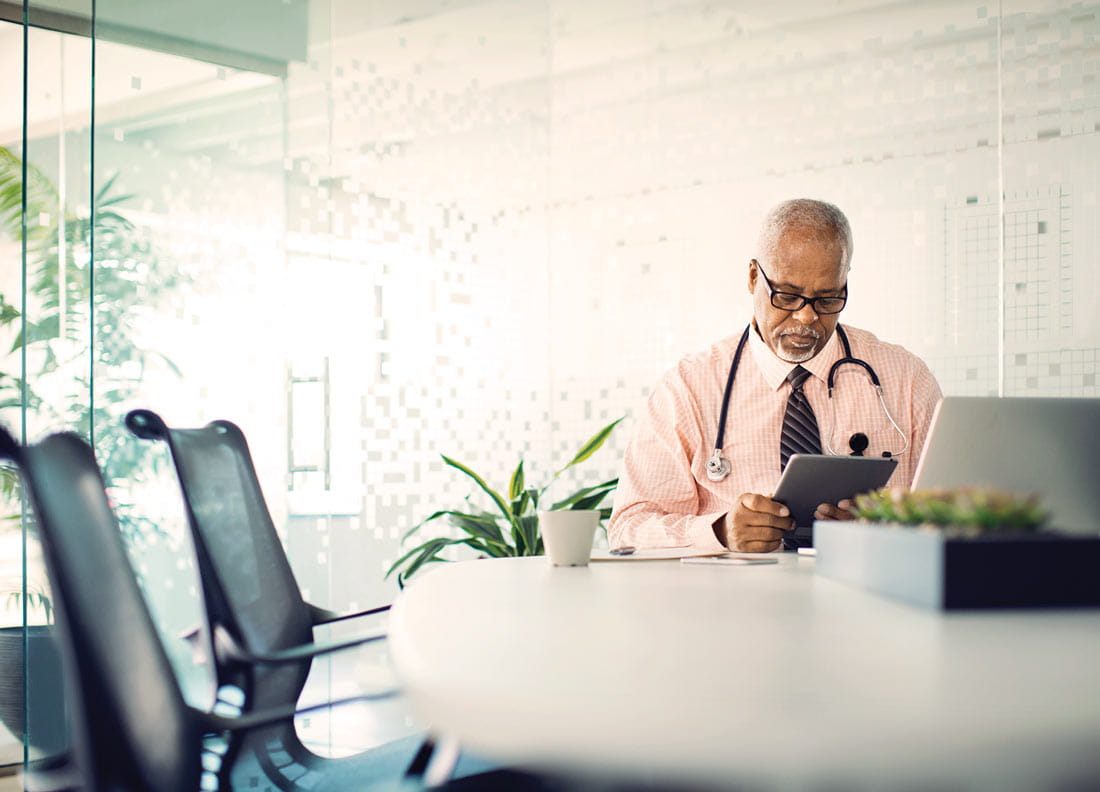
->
[773,454,897,540]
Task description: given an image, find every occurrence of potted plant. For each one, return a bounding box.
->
[387,418,623,586]
[814,487,1100,609]
[0,411,63,760]
[0,146,184,757]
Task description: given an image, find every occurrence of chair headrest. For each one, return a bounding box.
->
[125,409,170,441]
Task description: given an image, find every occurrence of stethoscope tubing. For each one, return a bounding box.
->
[714,326,750,463]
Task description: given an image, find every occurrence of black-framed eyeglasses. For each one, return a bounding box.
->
[754,260,848,315]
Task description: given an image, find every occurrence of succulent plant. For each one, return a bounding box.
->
[852,487,1047,534]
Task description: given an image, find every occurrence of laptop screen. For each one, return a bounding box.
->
[912,396,1100,536]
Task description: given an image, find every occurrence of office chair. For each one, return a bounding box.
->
[124,408,389,662]
[0,426,401,790]
[125,409,505,787]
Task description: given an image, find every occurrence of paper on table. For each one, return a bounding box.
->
[681,555,779,566]
[590,547,726,562]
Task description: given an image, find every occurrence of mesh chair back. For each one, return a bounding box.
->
[0,429,202,792]
[126,411,315,709]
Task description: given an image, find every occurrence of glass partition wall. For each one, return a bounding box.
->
[3,0,1099,778]
[1,6,94,770]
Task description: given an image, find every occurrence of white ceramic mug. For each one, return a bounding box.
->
[539,509,600,566]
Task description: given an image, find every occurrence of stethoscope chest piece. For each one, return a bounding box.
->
[705,451,731,482]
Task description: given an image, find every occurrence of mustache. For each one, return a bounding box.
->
[780,328,821,340]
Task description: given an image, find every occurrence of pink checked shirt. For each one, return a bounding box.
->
[608,322,943,552]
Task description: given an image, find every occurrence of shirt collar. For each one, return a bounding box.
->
[747,320,845,391]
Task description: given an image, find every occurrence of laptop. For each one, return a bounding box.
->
[912,396,1100,536]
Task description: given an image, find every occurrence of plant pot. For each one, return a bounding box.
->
[814,520,1100,610]
[0,625,67,756]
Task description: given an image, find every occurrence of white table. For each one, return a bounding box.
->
[387,555,1100,790]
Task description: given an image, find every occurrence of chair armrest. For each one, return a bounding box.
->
[196,687,400,734]
[306,602,391,626]
[212,624,387,667]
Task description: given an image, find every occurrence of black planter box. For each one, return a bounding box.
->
[814,521,1100,610]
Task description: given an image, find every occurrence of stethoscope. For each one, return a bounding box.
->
[704,324,909,482]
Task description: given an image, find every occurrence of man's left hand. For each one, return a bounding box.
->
[813,499,854,521]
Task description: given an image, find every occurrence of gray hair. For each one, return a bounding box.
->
[757,199,853,270]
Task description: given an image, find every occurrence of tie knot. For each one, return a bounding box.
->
[787,366,811,391]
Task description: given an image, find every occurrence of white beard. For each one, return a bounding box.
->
[777,332,820,363]
[777,346,816,363]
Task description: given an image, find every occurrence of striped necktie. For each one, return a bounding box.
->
[780,365,821,472]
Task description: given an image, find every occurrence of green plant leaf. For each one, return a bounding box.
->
[401,510,449,541]
[571,490,614,511]
[459,537,514,558]
[400,539,455,581]
[0,295,19,326]
[401,511,509,559]
[551,478,619,510]
[510,521,527,555]
[93,172,131,208]
[386,536,456,580]
[9,313,59,352]
[556,417,623,474]
[446,511,509,549]
[512,488,531,518]
[386,540,436,578]
[517,514,540,556]
[149,349,184,378]
[0,146,59,246]
[509,459,525,500]
[442,454,514,522]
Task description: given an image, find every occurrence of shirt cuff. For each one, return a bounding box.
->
[689,511,729,554]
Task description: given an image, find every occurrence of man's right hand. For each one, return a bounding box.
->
[713,493,794,553]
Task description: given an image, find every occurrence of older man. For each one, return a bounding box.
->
[609,199,942,553]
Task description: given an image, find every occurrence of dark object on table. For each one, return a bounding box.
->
[815,520,1100,609]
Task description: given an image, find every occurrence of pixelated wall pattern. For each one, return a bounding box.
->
[77,1,1100,620]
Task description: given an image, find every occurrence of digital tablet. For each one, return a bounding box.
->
[773,454,897,540]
